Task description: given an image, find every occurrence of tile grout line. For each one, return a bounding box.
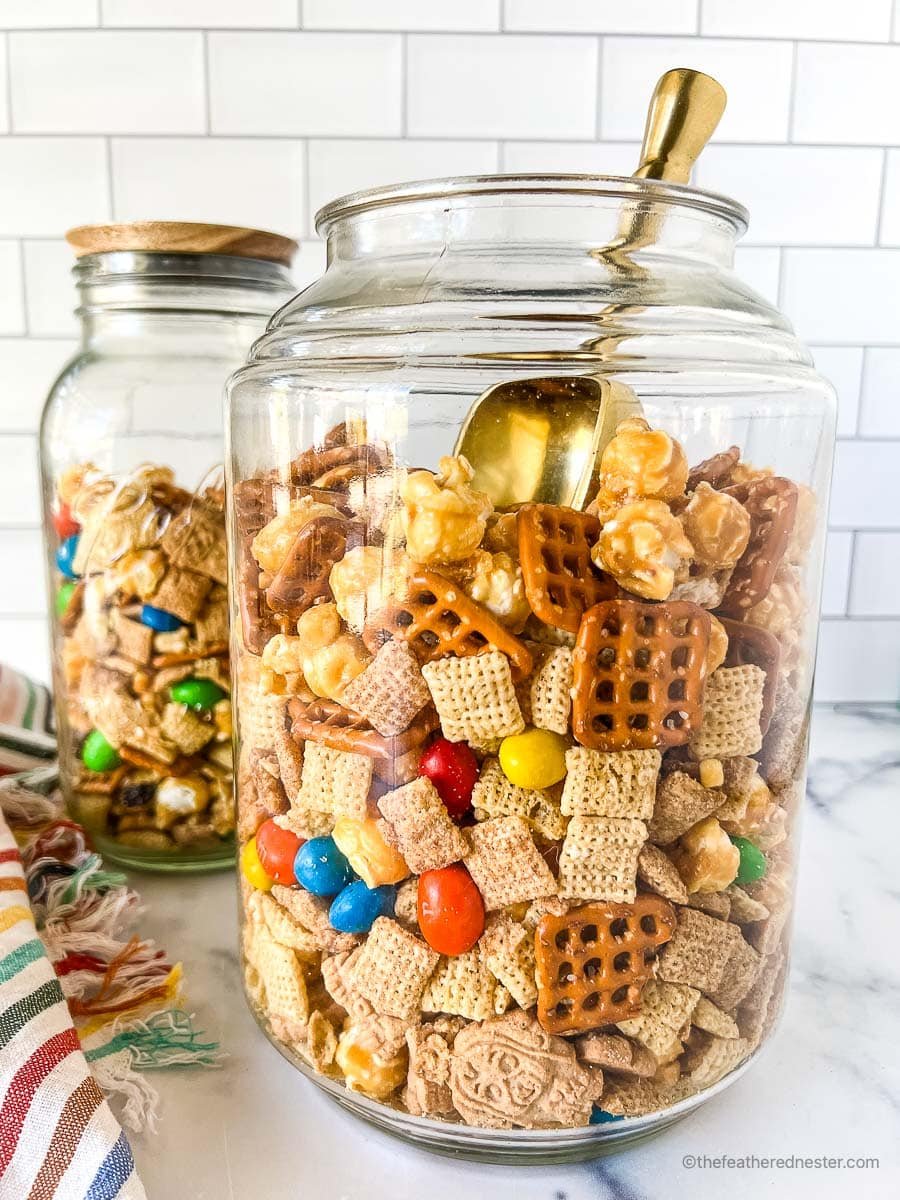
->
[400,32,408,138]
[302,138,312,239]
[3,31,13,132]
[844,530,859,616]
[786,39,799,144]
[17,238,28,336]
[875,147,890,245]
[594,35,603,140]
[202,30,212,136]
[104,136,114,220]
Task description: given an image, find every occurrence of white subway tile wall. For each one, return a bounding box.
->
[0,1,896,701]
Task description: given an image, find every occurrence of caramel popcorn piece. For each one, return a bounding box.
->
[250,496,341,575]
[447,549,530,631]
[329,544,409,633]
[671,816,740,894]
[680,482,751,570]
[401,455,492,564]
[378,777,468,874]
[590,416,688,519]
[592,498,694,601]
[463,816,556,910]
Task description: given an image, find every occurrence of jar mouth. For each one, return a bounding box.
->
[315,173,749,236]
[73,250,293,290]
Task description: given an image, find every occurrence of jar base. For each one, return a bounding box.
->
[248,992,759,1165]
[95,833,235,874]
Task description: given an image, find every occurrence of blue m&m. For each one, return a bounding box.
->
[140,604,183,632]
[329,881,395,934]
[55,534,80,580]
[294,836,354,897]
[590,1107,624,1125]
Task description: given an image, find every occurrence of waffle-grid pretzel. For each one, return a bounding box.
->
[719,617,781,734]
[572,599,710,751]
[517,503,616,634]
[720,476,798,615]
[535,895,676,1035]
[287,692,437,760]
[363,571,533,680]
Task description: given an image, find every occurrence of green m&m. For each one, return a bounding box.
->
[730,835,767,885]
[56,581,76,617]
[81,729,122,773]
[169,677,226,712]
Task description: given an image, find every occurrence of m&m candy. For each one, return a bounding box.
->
[730,836,767,885]
[499,728,567,790]
[140,604,183,632]
[590,1107,624,1125]
[240,837,273,891]
[255,818,304,886]
[418,738,479,820]
[417,863,485,956]
[80,729,121,773]
[294,836,354,896]
[52,501,80,540]
[55,534,80,580]
[56,581,76,617]
[169,677,226,711]
[329,880,395,934]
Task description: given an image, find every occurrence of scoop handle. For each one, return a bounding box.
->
[632,68,726,184]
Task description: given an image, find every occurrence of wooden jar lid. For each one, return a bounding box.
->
[65,221,298,265]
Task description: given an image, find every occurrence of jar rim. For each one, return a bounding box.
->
[315,173,749,235]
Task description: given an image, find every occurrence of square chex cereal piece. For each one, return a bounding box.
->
[561,748,660,819]
[649,771,722,846]
[528,645,574,735]
[348,917,439,1021]
[657,907,741,996]
[616,979,700,1062]
[463,816,557,910]
[421,944,510,1021]
[690,665,766,760]
[471,758,568,840]
[160,702,216,756]
[556,816,647,903]
[378,777,468,873]
[421,651,524,746]
[297,741,373,825]
[637,842,690,905]
[152,566,212,623]
[481,915,538,1010]
[342,640,431,737]
[709,931,761,1010]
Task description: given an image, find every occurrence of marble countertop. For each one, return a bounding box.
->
[129,707,900,1200]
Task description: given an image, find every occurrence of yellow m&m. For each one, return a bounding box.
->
[240,836,274,892]
[331,816,408,888]
[499,728,568,790]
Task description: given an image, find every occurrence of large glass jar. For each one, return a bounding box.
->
[228,177,834,1160]
[41,222,295,872]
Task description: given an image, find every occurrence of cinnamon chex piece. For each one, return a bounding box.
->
[151,566,212,623]
[341,640,431,737]
[463,816,557,911]
[649,771,722,845]
[656,907,741,996]
[637,843,690,905]
[720,476,798,615]
[689,665,766,760]
[572,599,710,752]
[556,816,647,903]
[159,501,228,585]
[719,617,781,734]
[111,610,154,665]
[347,917,439,1021]
[534,895,676,1035]
[517,503,616,633]
[364,571,533,681]
[273,727,304,800]
[561,747,661,818]
[377,777,468,874]
[575,1032,656,1078]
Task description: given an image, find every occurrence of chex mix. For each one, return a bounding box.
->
[236,411,808,1128]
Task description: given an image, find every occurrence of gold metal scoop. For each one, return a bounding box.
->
[454,68,726,510]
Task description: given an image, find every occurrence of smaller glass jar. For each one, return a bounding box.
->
[40,222,295,872]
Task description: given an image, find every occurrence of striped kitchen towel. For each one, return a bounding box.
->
[0,813,145,1200]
